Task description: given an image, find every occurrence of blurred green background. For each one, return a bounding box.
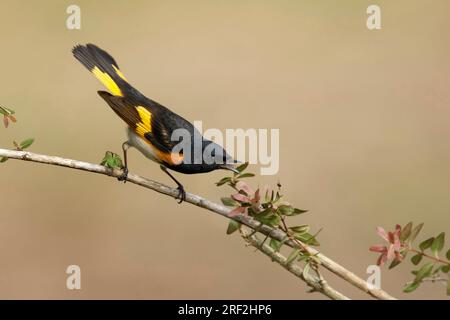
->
[0,0,449,299]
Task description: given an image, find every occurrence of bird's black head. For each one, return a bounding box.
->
[204,140,239,174]
[169,139,239,174]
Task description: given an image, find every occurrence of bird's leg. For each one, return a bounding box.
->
[118,141,130,182]
[160,165,186,204]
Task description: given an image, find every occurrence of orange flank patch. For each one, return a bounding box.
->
[156,150,184,166]
[132,106,183,166]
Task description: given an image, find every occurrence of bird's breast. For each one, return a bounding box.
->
[126,127,161,163]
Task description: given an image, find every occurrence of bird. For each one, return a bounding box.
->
[72,43,238,203]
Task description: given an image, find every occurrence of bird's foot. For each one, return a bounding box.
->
[117,167,129,183]
[175,185,186,204]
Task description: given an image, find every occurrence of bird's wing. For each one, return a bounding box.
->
[97,91,185,165]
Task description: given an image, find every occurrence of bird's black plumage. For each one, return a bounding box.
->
[72,43,238,202]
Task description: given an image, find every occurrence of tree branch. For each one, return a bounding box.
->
[239,228,350,300]
[0,148,396,300]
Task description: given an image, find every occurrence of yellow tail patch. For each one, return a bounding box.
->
[92,66,123,96]
[113,65,127,81]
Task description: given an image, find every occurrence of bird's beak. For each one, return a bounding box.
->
[219,163,239,174]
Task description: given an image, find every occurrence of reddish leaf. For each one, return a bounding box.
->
[387,244,395,260]
[232,193,249,203]
[388,231,395,244]
[253,189,260,203]
[369,245,387,253]
[394,251,404,262]
[236,181,254,196]
[376,227,389,242]
[377,253,387,266]
[229,206,246,217]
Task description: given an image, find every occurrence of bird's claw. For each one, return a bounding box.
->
[117,167,128,183]
[175,185,186,204]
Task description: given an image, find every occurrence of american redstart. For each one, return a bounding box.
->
[72,44,238,203]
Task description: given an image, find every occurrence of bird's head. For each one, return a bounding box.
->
[203,140,240,174]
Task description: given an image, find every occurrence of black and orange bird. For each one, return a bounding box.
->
[72,44,238,203]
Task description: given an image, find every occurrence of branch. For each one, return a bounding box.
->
[239,228,350,300]
[0,148,396,300]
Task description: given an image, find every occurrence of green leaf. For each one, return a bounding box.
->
[226,220,240,235]
[279,206,307,216]
[269,239,282,252]
[289,225,310,235]
[414,262,434,283]
[20,138,34,149]
[409,223,424,243]
[0,106,15,116]
[447,249,450,261]
[403,281,420,293]
[235,162,249,173]
[400,222,413,242]
[216,177,231,186]
[411,254,422,266]
[221,197,238,207]
[432,265,441,275]
[419,237,434,251]
[277,205,294,216]
[447,278,450,296]
[302,262,320,283]
[389,259,402,270]
[270,236,288,252]
[302,262,313,282]
[255,212,281,228]
[273,192,282,204]
[295,232,320,246]
[264,189,270,202]
[0,157,8,163]
[441,265,450,273]
[431,232,445,255]
[286,249,300,265]
[100,151,123,169]
[237,173,255,179]
[292,208,308,215]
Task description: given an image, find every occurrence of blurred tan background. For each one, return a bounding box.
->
[0,0,449,299]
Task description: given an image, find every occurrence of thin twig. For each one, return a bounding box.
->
[0,148,396,300]
[239,227,350,300]
[409,248,450,266]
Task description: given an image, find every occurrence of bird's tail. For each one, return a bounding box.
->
[72,43,135,97]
